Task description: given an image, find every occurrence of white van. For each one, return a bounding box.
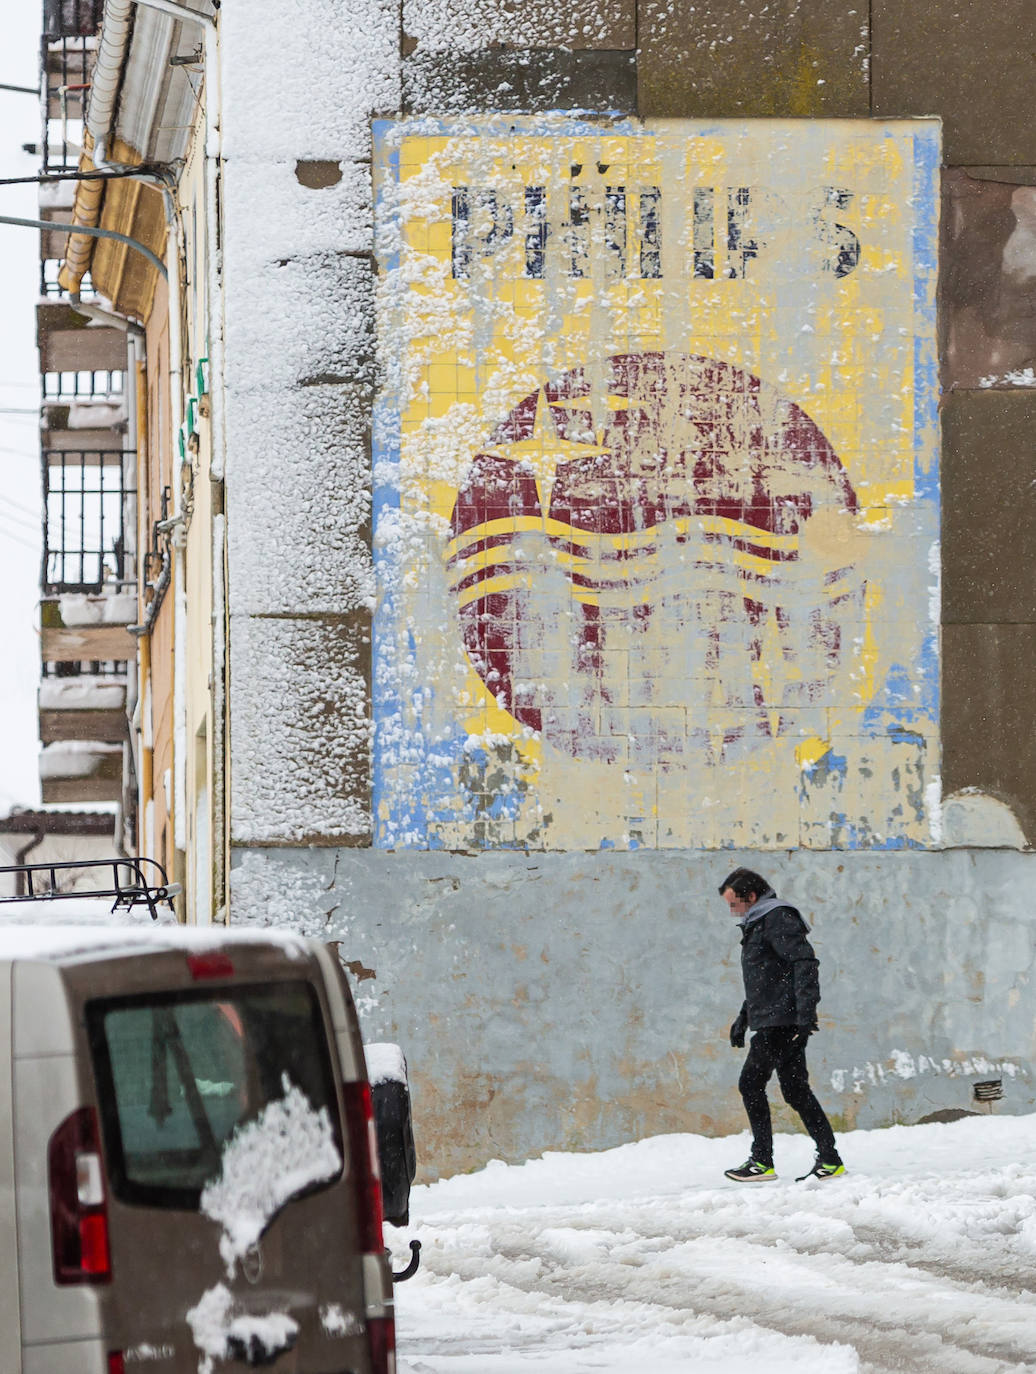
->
[0,921,400,1374]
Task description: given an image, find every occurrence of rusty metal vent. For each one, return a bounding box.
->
[973,1079,1004,1104]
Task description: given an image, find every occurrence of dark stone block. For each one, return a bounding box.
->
[402,48,637,115]
[872,0,1036,165]
[942,623,1036,846]
[638,0,869,118]
[941,171,1036,392]
[942,391,1036,626]
[295,160,343,189]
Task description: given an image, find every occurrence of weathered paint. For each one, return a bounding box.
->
[230,845,1036,1178]
[372,117,941,851]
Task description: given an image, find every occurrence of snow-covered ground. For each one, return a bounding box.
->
[391,1114,1036,1374]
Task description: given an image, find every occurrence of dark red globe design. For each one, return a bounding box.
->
[447,352,863,764]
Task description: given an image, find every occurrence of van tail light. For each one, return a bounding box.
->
[108,1356,125,1374]
[342,1080,385,1253]
[343,1080,395,1372]
[48,1106,112,1284]
[367,1316,396,1374]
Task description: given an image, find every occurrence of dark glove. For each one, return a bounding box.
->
[789,1020,819,1051]
[729,1012,748,1049]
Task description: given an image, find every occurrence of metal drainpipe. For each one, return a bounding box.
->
[14,829,46,896]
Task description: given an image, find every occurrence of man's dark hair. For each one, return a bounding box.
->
[718,868,773,901]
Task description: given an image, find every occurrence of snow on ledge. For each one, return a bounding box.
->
[39,740,122,779]
[39,675,126,711]
[58,592,138,626]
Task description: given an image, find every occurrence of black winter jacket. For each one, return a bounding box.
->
[735,904,821,1032]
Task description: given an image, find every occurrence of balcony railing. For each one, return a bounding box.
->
[42,446,135,595]
[41,0,102,175]
[42,369,123,402]
[39,259,95,299]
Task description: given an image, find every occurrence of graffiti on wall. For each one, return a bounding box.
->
[373,119,940,850]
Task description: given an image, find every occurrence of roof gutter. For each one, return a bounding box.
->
[59,0,206,292]
[58,0,134,290]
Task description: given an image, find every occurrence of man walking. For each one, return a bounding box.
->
[719,867,845,1183]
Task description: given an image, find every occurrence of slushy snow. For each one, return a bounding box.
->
[390,1113,1036,1373]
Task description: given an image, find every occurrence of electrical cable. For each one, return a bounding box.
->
[0,492,43,522]
[0,503,41,534]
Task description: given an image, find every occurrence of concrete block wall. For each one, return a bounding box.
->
[220,0,1036,1172]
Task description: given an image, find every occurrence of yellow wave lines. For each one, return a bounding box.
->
[446,511,802,563]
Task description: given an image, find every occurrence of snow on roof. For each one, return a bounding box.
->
[0,915,312,964]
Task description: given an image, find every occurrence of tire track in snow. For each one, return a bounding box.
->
[409,1183,1036,1373]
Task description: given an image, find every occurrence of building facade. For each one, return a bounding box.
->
[33,0,1036,1174]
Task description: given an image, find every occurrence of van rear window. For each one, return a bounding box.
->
[87,981,342,1208]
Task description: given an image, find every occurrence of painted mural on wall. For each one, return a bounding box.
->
[372,118,940,851]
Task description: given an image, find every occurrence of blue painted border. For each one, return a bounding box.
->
[911,124,941,738]
[370,129,401,846]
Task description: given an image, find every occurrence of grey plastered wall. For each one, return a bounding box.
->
[232,846,1036,1178]
[218,0,1036,1174]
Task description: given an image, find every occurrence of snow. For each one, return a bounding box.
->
[401,0,631,52]
[218,0,397,844]
[220,0,399,163]
[391,1114,1036,1372]
[64,397,127,428]
[38,674,126,710]
[978,366,1036,388]
[0,917,314,960]
[366,1041,408,1086]
[38,739,122,778]
[200,1074,342,1274]
[57,591,137,625]
[186,1284,299,1372]
[191,1076,341,1371]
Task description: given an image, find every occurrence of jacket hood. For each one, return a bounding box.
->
[738,892,782,931]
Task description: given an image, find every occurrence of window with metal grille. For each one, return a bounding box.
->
[43,0,103,38]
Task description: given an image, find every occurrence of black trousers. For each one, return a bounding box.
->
[739,1027,838,1167]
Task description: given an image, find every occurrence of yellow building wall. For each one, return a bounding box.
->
[178,118,218,923]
